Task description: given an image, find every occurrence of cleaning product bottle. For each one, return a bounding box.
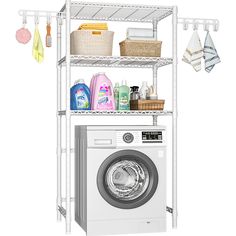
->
[114,82,119,110]
[130,86,140,100]
[70,79,91,110]
[119,80,130,110]
[90,73,115,110]
[139,81,149,100]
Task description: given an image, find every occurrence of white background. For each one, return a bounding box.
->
[0,0,235,236]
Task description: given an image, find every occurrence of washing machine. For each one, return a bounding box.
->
[75,125,166,236]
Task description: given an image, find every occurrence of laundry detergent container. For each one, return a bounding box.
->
[90,73,115,110]
[70,30,114,56]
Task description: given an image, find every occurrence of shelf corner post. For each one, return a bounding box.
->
[65,0,71,233]
[153,19,158,126]
[172,5,178,229]
[56,12,63,222]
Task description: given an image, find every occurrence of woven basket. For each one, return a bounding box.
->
[119,40,162,57]
[70,30,114,56]
[130,100,165,110]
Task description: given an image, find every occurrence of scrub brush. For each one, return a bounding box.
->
[46,14,52,47]
[46,23,52,47]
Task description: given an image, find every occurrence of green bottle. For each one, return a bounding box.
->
[118,80,130,110]
[114,82,119,110]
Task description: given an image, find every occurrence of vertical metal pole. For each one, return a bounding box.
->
[56,14,62,222]
[172,6,178,229]
[65,0,71,233]
[153,19,158,126]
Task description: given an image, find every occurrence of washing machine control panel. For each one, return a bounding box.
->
[116,130,165,147]
[142,131,163,143]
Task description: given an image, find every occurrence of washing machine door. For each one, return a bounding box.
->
[97,150,158,209]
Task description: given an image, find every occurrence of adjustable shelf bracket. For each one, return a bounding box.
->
[166,206,173,214]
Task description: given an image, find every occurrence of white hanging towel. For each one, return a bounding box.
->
[203,31,221,72]
[182,31,203,72]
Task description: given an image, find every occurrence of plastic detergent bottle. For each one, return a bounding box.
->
[118,80,130,110]
[130,86,140,100]
[114,82,119,110]
[139,81,149,100]
[90,72,115,110]
[70,79,91,110]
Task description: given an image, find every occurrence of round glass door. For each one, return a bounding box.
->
[97,150,158,209]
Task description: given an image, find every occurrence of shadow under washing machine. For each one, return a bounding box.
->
[75,125,166,236]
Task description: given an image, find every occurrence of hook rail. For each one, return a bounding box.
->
[178,17,219,31]
[18,9,64,18]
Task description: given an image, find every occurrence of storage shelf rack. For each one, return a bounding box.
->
[19,0,181,233]
[55,1,178,233]
[17,1,220,233]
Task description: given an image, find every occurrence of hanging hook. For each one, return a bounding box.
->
[22,10,27,26]
[213,19,219,32]
[193,20,199,30]
[183,19,188,30]
[34,12,39,25]
[47,13,52,25]
[204,20,209,31]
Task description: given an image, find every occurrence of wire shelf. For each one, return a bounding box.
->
[60,1,173,23]
[58,55,173,68]
[58,110,173,116]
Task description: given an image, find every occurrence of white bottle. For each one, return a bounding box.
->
[139,81,149,100]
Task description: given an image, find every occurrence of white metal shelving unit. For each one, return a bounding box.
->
[55,1,178,233]
[17,1,220,233]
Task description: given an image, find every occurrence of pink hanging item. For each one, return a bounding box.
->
[16,27,31,44]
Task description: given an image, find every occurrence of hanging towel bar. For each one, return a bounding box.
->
[18,10,64,18]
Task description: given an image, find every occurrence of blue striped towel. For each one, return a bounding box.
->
[204,32,221,73]
[182,31,203,72]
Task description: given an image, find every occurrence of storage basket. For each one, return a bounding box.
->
[119,40,162,57]
[130,100,165,110]
[70,30,114,56]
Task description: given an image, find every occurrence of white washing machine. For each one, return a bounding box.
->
[75,126,166,236]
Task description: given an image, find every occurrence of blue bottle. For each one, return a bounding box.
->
[70,79,91,110]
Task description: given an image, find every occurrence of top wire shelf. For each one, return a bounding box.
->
[60,1,173,23]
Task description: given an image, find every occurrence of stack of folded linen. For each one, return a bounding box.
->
[126,28,155,41]
[78,23,108,31]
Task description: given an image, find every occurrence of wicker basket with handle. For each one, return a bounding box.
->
[130,100,165,110]
[70,30,114,56]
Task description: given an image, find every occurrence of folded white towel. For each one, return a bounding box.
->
[182,31,203,72]
[127,28,153,38]
[203,31,221,73]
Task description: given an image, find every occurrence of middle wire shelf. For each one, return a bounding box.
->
[58,55,173,68]
[58,110,173,116]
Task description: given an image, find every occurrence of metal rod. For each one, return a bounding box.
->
[65,0,71,233]
[56,15,62,222]
[153,19,158,96]
[153,19,158,126]
[153,116,158,126]
[172,6,178,229]
[153,65,158,97]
